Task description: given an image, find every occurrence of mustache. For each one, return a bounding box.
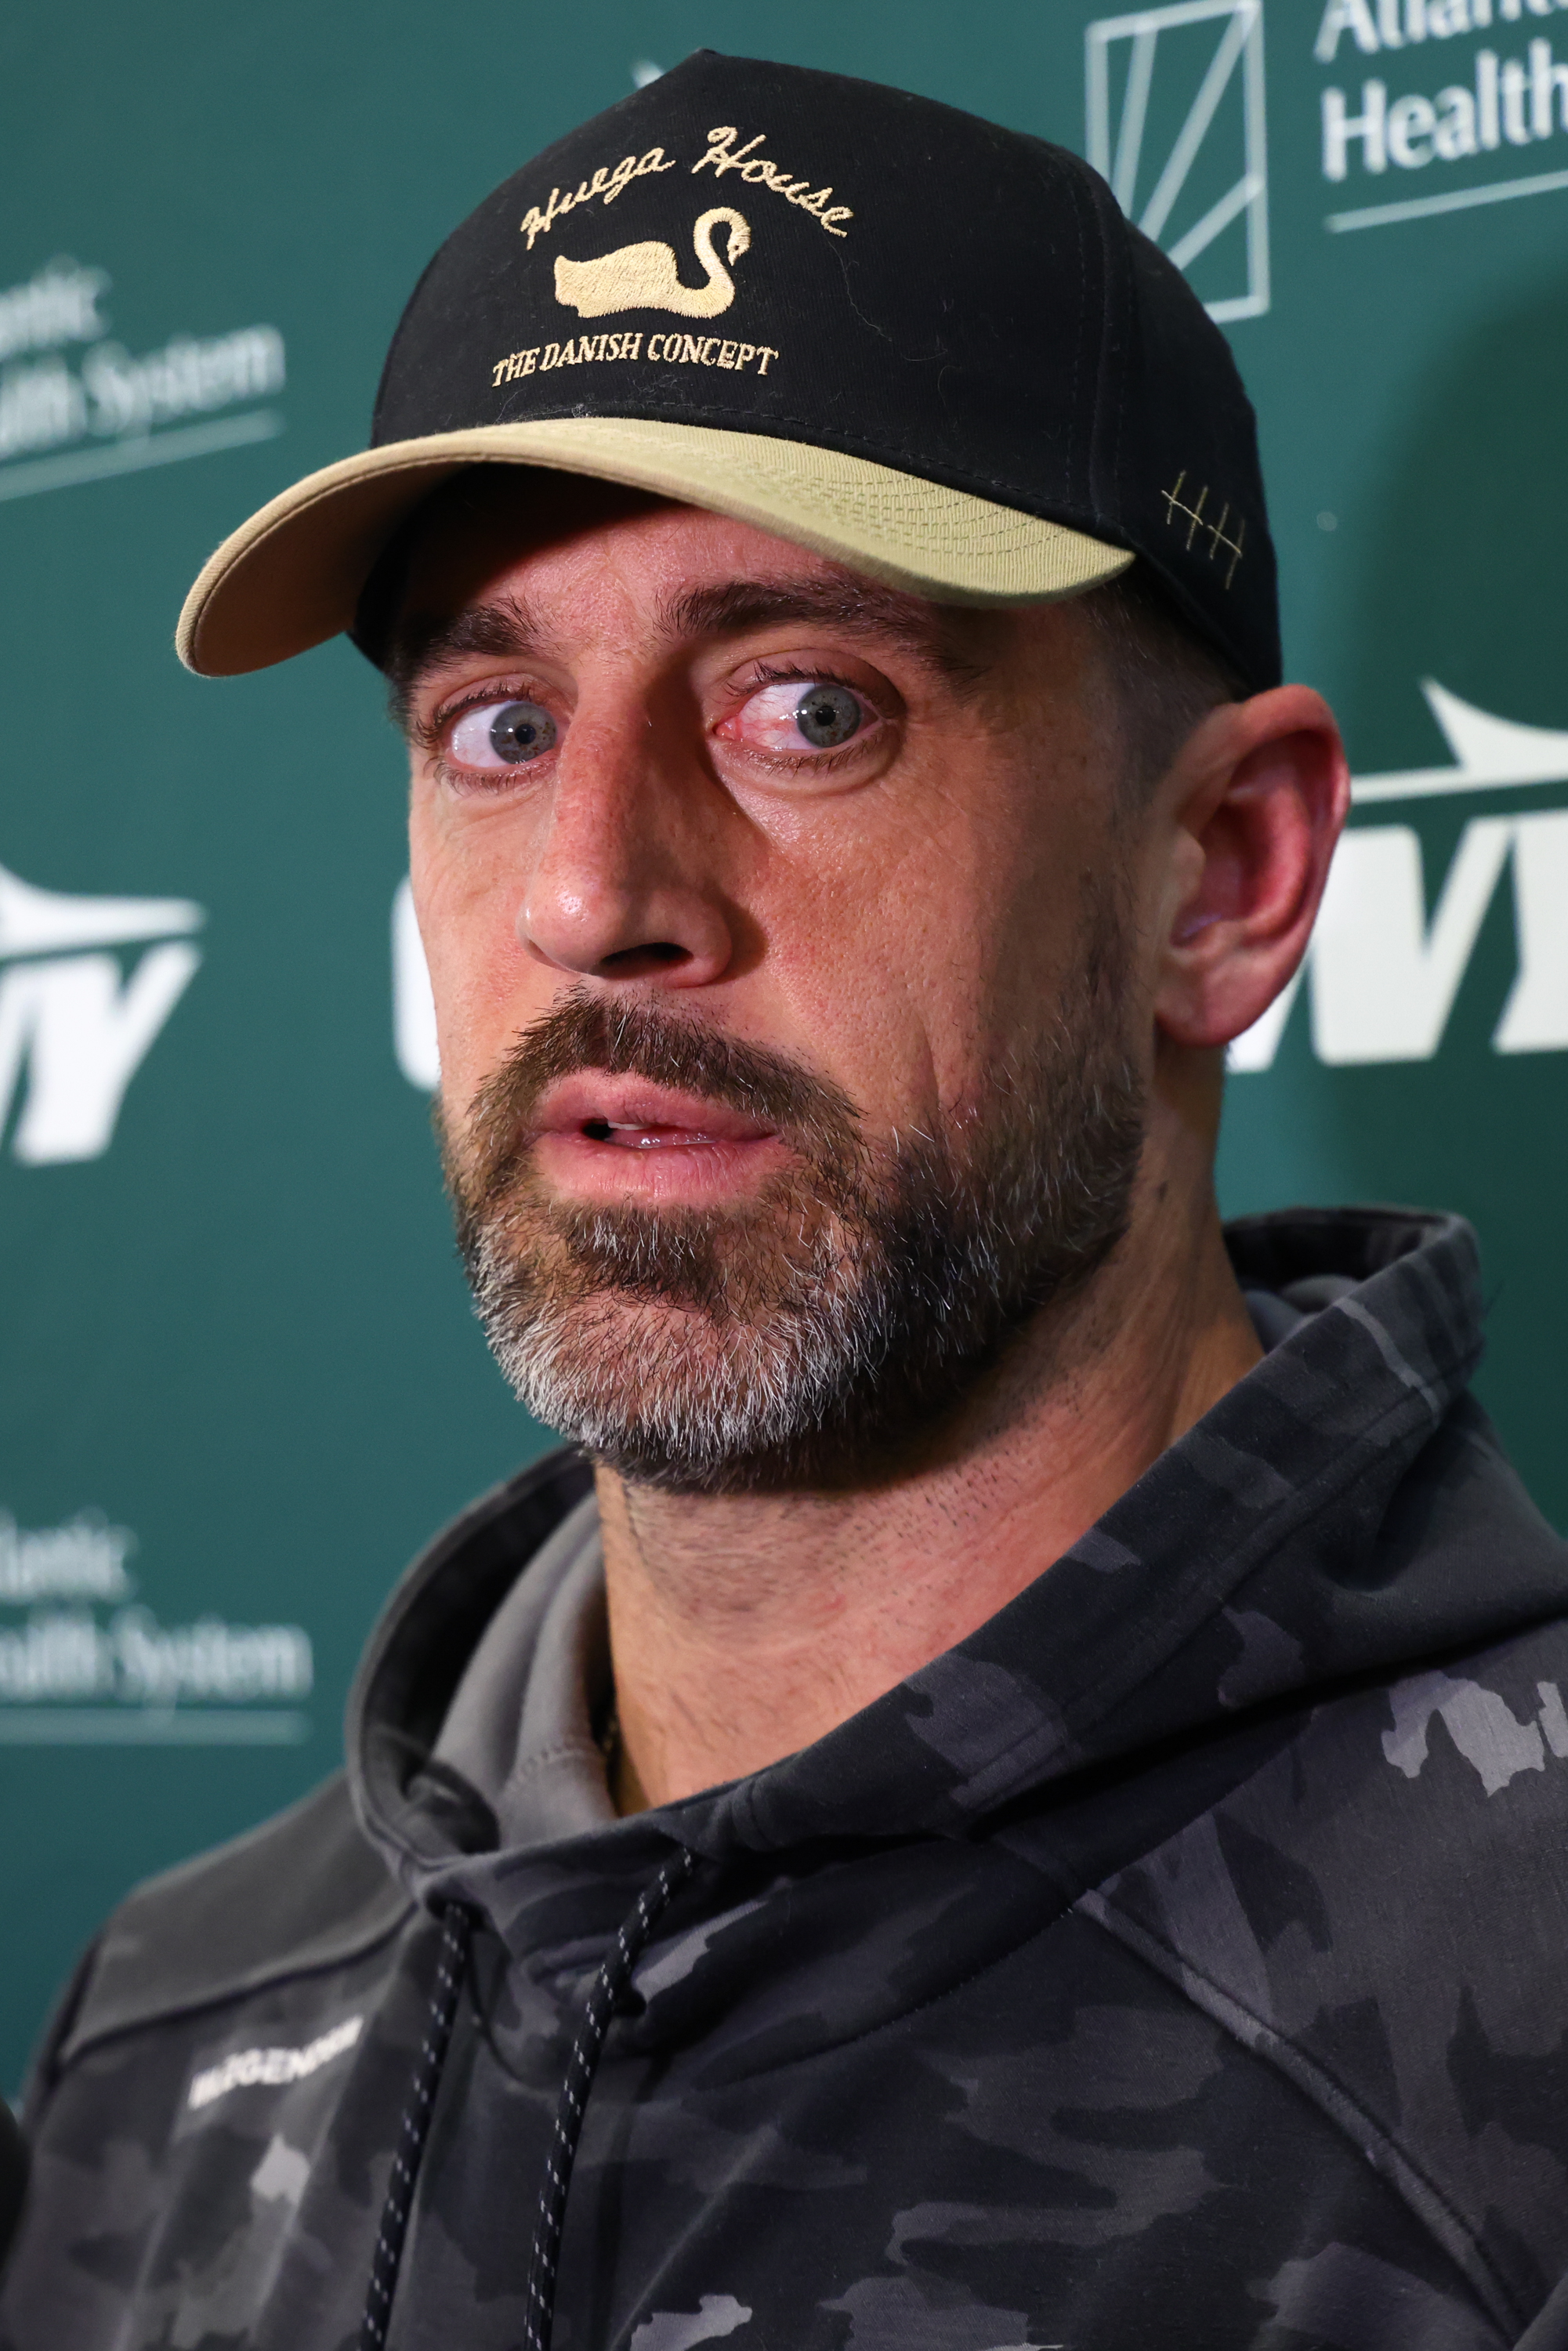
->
[451,989,867,1206]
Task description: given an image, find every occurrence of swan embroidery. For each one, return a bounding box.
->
[553,208,751,321]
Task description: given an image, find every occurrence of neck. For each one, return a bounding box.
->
[597,1088,1260,1811]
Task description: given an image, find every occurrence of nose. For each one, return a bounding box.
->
[517,703,736,986]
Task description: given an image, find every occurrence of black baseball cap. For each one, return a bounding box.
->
[177,51,1279,690]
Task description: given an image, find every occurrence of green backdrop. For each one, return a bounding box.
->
[2,0,1565,2092]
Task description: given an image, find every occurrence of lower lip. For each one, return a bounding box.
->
[533,1124,788,1204]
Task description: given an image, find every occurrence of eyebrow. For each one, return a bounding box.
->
[386,596,539,734]
[387,573,990,733]
[657,578,990,683]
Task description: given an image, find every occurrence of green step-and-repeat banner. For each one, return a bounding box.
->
[2,0,1566,2088]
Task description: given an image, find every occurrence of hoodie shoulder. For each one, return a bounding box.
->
[54,1772,411,2072]
[1087,1600,1568,2331]
[48,1451,597,2077]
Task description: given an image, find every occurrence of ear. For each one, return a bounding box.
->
[1152,685,1351,1051]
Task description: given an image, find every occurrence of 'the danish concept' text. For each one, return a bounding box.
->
[491,331,780,386]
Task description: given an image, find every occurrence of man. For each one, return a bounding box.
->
[7,48,1568,2351]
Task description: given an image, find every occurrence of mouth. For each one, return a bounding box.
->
[526,1074,787,1204]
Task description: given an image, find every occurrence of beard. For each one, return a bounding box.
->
[441,898,1146,1496]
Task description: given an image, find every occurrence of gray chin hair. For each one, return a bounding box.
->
[456,1063,1146,1498]
[462,1203,898,1496]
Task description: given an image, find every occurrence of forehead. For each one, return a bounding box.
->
[394,469,929,640]
[404,468,766,589]
[384,467,1088,699]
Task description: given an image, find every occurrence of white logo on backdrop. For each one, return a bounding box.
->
[0,862,203,1162]
[1231,681,1568,1070]
[0,257,284,504]
[1086,0,1269,321]
[392,876,440,1089]
[1316,0,1568,236]
[0,1505,312,1745]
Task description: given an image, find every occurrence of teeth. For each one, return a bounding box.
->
[587,1120,721,1146]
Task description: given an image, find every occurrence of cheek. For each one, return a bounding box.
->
[754,782,1069,1121]
[960,781,1092,958]
[407,799,545,1110]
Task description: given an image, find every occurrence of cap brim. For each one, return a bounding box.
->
[176,416,1133,676]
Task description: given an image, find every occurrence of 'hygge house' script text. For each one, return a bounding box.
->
[521,149,677,251]
[520,128,853,255]
[691,127,853,235]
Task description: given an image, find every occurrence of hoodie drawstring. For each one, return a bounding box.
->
[360,1900,475,2351]
[523,1845,700,2351]
[359,1849,699,2351]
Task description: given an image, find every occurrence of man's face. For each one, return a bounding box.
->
[398,474,1150,1491]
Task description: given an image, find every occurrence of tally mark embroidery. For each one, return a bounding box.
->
[1162,471,1246,587]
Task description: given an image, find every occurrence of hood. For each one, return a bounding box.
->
[348,1206,1568,1929]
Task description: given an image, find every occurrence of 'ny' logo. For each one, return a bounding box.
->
[0,864,203,1164]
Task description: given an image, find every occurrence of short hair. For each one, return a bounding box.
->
[1080,567,1248,814]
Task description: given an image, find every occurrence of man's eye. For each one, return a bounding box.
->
[447,698,558,769]
[730,679,875,758]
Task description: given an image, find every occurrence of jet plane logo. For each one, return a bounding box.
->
[0,863,203,1164]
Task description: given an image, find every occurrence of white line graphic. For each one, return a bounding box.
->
[0,1709,310,1744]
[1327,167,1568,236]
[1087,0,1269,323]
[0,408,282,505]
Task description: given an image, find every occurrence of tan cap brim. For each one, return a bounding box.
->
[176,416,1132,677]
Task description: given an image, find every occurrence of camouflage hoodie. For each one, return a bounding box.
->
[8,1206,1568,2351]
